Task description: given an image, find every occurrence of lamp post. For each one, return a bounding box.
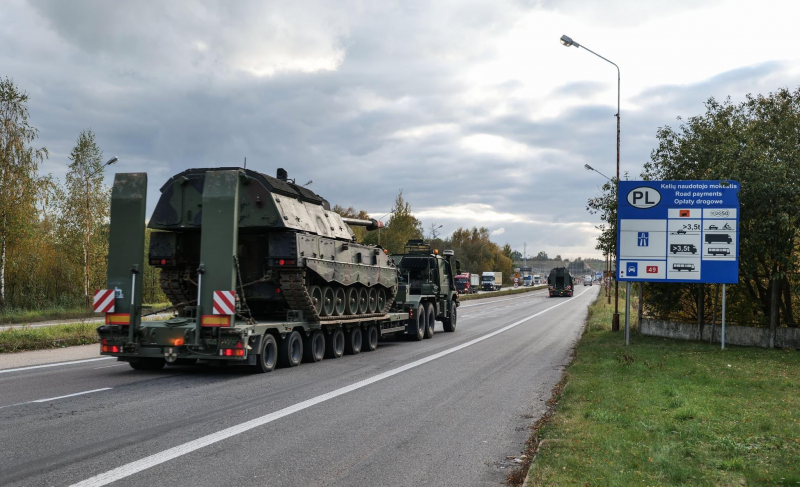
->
[561,34,621,332]
[84,156,119,306]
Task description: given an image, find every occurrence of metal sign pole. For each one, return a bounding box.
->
[721,283,726,350]
[625,281,631,345]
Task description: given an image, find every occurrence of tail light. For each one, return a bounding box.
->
[220,348,245,357]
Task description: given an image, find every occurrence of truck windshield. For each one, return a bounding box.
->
[455,278,468,284]
[482,277,494,282]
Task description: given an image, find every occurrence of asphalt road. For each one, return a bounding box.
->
[0,286,598,487]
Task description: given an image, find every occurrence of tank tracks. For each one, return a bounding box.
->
[159,268,197,310]
[280,270,397,323]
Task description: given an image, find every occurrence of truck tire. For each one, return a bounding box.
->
[424,303,435,339]
[325,328,345,358]
[303,330,325,363]
[442,302,457,332]
[129,358,166,371]
[408,304,426,341]
[363,325,379,352]
[251,334,278,373]
[279,331,303,368]
[345,326,362,355]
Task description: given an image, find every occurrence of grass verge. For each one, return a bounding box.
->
[0,302,171,325]
[459,285,547,301]
[522,288,800,486]
[0,323,99,353]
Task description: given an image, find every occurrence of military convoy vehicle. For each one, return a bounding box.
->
[547,267,574,297]
[96,168,458,373]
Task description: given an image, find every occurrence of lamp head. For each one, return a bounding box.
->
[105,156,119,166]
[584,164,593,171]
[560,35,579,48]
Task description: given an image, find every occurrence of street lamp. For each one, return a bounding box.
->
[584,164,612,182]
[561,33,622,332]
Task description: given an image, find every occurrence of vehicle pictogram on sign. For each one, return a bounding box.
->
[679,210,690,217]
[626,263,638,277]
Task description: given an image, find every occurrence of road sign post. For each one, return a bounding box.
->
[617,181,740,346]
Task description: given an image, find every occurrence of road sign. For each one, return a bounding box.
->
[212,290,236,315]
[93,289,115,313]
[617,180,739,283]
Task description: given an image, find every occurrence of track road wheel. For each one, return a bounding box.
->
[345,287,359,315]
[279,330,303,367]
[129,358,166,371]
[308,285,323,316]
[303,330,325,363]
[321,287,335,317]
[345,327,362,355]
[367,287,378,313]
[357,288,369,314]
[376,288,386,312]
[424,303,436,339]
[363,325,379,352]
[333,287,346,316]
[442,301,457,332]
[325,328,345,359]
[409,304,426,341]
[252,334,278,373]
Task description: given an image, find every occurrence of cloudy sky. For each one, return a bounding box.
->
[3,0,799,259]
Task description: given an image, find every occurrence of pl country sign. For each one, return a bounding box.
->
[617,180,740,284]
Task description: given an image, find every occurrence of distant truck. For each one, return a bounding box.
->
[705,233,733,244]
[533,275,542,285]
[522,275,533,286]
[481,271,502,291]
[548,267,573,297]
[455,273,480,294]
[583,275,592,286]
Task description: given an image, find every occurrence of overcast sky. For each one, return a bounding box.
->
[3,0,799,259]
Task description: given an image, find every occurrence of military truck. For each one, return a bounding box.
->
[547,267,574,297]
[392,240,459,339]
[95,169,458,374]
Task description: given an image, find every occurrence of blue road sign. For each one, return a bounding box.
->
[617,181,740,284]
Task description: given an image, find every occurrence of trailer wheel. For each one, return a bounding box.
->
[442,302,457,332]
[252,334,278,373]
[363,325,379,352]
[424,303,435,339]
[367,287,378,314]
[408,304,425,341]
[333,287,346,316]
[325,328,345,358]
[345,287,359,315]
[303,330,326,363]
[279,331,303,367]
[129,358,166,371]
[345,327,362,355]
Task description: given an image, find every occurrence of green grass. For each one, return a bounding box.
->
[0,302,172,325]
[458,285,547,301]
[525,290,800,487]
[0,323,99,353]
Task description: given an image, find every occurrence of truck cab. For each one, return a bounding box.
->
[455,273,471,294]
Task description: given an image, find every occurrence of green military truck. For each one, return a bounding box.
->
[547,267,574,297]
[392,240,460,340]
[95,168,458,374]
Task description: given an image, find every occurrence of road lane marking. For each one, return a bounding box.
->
[70,287,594,487]
[0,387,113,409]
[93,364,127,370]
[460,292,546,308]
[0,357,112,375]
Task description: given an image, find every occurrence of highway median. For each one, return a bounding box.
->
[458,285,547,301]
[522,287,800,486]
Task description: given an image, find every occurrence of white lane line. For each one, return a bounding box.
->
[93,364,127,370]
[0,387,113,409]
[70,287,593,487]
[0,357,112,375]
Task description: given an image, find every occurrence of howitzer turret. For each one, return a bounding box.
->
[147,167,396,322]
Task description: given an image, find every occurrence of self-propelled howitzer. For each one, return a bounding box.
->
[147,167,396,322]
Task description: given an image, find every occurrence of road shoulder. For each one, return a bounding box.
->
[0,344,102,370]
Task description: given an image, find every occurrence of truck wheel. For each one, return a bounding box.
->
[367,287,378,314]
[279,331,303,368]
[408,304,426,341]
[345,327,362,355]
[325,328,345,358]
[424,303,435,339]
[129,358,166,371]
[303,330,325,363]
[363,325,379,351]
[252,334,278,373]
[345,287,359,315]
[442,302,457,332]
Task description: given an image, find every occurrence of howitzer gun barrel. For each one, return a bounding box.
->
[341,217,384,232]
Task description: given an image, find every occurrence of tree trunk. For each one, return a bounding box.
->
[770,275,778,348]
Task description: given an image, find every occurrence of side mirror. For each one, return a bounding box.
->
[455,259,462,275]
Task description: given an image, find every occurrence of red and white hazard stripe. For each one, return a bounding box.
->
[93,289,115,313]
[212,290,236,315]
